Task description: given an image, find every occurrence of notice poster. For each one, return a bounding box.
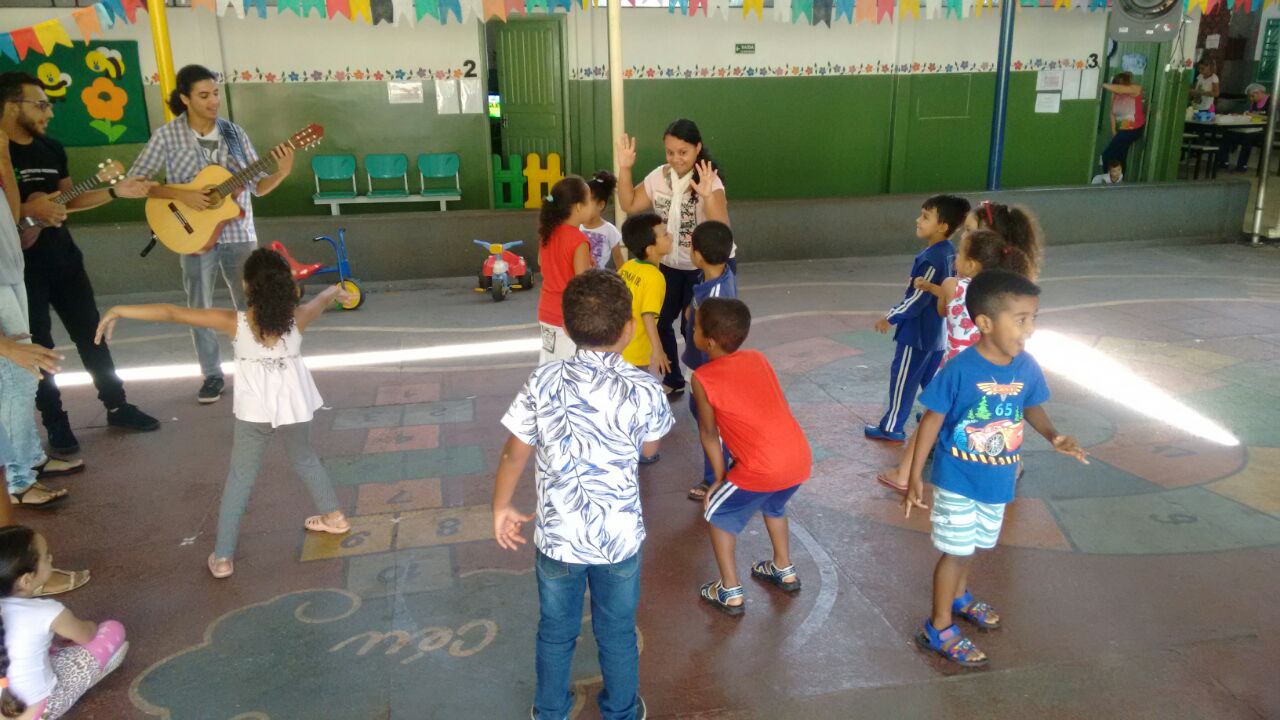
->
[1060,69,1082,101]
[1035,93,1062,114]
[435,78,460,115]
[1036,69,1064,93]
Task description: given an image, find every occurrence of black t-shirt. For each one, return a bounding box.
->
[9,135,79,269]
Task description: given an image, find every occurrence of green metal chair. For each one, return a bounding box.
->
[311,155,357,214]
[417,152,462,210]
[364,153,410,198]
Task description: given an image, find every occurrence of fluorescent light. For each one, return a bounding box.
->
[51,338,541,388]
[1026,330,1238,447]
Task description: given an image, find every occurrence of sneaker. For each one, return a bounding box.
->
[46,416,80,456]
[107,403,160,432]
[198,376,225,404]
[864,424,907,443]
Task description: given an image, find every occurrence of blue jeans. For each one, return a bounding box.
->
[180,242,253,379]
[535,549,642,720]
[689,398,732,486]
[0,282,45,494]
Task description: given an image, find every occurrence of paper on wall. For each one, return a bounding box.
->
[388,81,424,104]
[1035,93,1061,114]
[435,78,460,115]
[1080,67,1100,99]
[1205,34,1220,50]
[460,77,484,114]
[1060,68,1082,101]
[1036,69,1064,93]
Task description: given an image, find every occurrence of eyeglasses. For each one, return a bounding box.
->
[17,100,53,111]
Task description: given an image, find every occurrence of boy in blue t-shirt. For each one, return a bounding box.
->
[903,269,1088,668]
[682,221,737,502]
[866,194,969,443]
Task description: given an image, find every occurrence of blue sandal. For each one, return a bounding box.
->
[700,580,745,616]
[915,620,989,668]
[750,561,802,593]
[952,590,1001,630]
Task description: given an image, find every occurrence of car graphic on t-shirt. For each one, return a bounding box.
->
[964,419,1024,457]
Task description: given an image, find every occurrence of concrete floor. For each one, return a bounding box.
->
[22,240,1280,719]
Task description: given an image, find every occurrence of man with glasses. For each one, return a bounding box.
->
[0,72,159,458]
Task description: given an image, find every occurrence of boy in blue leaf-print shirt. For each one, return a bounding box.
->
[902,270,1088,670]
[493,269,673,720]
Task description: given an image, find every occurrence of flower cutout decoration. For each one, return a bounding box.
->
[82,77,128,143]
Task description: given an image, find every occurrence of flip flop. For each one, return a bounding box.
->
[208,553,234,579]
[35,568,91,597]
[10,482,69,509]
[304,515,352,535]
[687,484,709,502]
[35,458,85,479]
[875,472,909,493]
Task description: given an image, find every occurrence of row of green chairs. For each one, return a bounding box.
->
[311,153,461,215]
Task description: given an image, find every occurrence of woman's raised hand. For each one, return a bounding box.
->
[615,134,637,171]
[693,160,719,197]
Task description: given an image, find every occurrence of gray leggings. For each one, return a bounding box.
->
[215,419,341,558]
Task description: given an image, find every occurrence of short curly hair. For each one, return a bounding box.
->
[562,270,633,348]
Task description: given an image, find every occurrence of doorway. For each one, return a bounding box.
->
[484,17,569,162]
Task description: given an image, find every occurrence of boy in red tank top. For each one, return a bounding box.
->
[691,298,812,615]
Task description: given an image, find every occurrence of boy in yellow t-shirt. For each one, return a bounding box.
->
[619,213,673,375]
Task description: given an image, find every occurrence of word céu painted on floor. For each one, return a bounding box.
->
[329,619,498,664]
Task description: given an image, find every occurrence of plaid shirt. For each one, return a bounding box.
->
[129,115,265,246]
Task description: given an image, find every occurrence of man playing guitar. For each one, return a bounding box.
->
[0,72,159,458]
[129,64,295,404]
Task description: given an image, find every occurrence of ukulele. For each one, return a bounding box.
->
[145,124,324,255]
[18,159,125,249]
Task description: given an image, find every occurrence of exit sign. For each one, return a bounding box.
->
[735,43,755,55]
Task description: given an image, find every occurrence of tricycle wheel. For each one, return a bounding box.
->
[295,283,306,300]
[491,281,506,302]
[337,279,365,310]
[521,271,534,290]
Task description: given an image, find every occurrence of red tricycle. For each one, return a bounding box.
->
[474,239,533,302]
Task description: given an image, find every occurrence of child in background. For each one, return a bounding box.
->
[902,270,1088,667]
[1091,160,1124,185]
[875,227,1042,492]
[966,200,1043,271]
[693,298,811,615]
[866,194,970,443]
[95,249,353,579]
[493,270,674,720]
[682,221,737,502]
[581,171,625,270]
[1,526,128,719]
[537,176,595,365]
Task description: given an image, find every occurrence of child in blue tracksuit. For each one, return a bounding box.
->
[865,195,970,443]
[681,222,737,502]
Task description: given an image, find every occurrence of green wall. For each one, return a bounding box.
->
[65,82,491,225]
[570,71,1102,197]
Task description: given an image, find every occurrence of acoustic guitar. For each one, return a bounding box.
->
[18,159,125,249]
[145,124,324,255]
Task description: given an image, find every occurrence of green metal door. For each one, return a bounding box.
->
[494,18,566,160]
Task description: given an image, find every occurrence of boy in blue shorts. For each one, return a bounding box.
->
[692,299,812,616]
[903,269,1088,667]
[682,221,737,502]
[866,194,970,442]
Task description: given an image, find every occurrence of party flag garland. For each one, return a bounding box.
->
[0,0,139,64]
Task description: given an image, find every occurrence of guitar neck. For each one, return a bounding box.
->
[215,142,294,197]
[54,174,108,205]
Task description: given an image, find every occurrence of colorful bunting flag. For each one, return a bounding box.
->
[973,0,992,15]
[944,0,963,18]
[877,0,894,21]
[742,0,765,20]
[438,0,463,22]
[71,7,103,44]
[120,0,146,23]
[389,0,416,20]
[900,0,920,19]
[94,3,117,29]
[481,0,506,18]
[10,27,42,61]
[793,0,814,22]
[1053,0,1070,9]
[550,0,573,11]
[856,0,877,22]
[526,0,549,12]
[835,0,855,20]
[1088,0,1105,10]
[415,0,441,19]
[814,0,833,24]
[505,0,527,15]
[326,0,352,18]
[371,0,395,22]
[688,0,709,14]
[0,34,18,63]
[349,0,373,22]
[216,0,246,18]
[244,0,269,18]
[33,18,74,54]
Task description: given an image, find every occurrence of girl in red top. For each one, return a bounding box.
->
[537,177,594,365]
[692,298,812,615]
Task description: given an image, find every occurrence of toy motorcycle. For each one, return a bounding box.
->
[474,239,533,302]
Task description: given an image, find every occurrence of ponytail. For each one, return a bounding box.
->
[168,64,218,117]
[539,176,588,247]
[586,170,617,205]
[972,201,1043,280]
[0,527,38,720]
[962,229,1035,280]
